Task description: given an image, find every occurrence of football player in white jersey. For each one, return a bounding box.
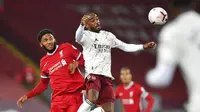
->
[76,13,156,112]
[145,0,200,111]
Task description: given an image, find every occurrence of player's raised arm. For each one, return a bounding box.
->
[17,78,49,108]
[75,15,90,44]
[75,24,85,43]
[111,33,156,52]
[140,87,154,112]
[146,25,181,87]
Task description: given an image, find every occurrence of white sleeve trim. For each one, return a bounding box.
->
[141,87,149,98]
[40,75,49,78]
[76,52,82,61]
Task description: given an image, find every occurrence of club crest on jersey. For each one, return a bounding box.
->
[129,91,134,97]
[119,92,123,96]
[59,50,64,58]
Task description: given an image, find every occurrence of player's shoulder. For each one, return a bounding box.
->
[60,42,77,49]
[40,55,48,66]
[101,30,116,38]
[116,84,124,90]
[133,82,143,89]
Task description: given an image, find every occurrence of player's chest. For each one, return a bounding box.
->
[89,33,112,52]
[119,88,141,105]
[119,89,141,99]
[42,50,73,74]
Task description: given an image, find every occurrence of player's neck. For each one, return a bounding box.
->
[46,45,58,55]
[124,81,134,89]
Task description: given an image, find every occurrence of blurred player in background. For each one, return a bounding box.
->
[76,13,156,112]
[116,67,154,112]
[145,0,200,111]
[17,29,85,112]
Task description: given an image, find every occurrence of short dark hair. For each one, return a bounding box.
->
[37,29,54,42]
[172,0,192,7]
[120,67,131,71]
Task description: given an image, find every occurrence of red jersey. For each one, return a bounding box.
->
[116,81,154,112]
[40,42,84,98]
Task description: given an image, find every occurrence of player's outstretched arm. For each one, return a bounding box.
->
[112,33,156,52]
[17,78,49,108]
[75,15,90,44]
[145,94,154,112]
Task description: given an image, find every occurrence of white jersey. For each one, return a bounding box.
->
[75,25,143,79]
[146,10,200,112]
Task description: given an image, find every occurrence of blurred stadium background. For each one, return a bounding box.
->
[1,0,200,112]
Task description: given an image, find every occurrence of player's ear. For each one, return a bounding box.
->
[39,43,43,47]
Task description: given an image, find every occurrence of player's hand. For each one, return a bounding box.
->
[17,95,28,108]
[81,15,90,26]
[68,61,79,74]
[143,41,157,49]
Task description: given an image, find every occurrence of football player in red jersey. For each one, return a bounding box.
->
[116,67,154,112]
[17,29,85,112]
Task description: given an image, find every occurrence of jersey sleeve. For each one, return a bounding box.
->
[110,32,144,52]
[140,87,149,99]
[26,78,49,99]
[67,43,84,66]
[146,25,181,87]
[115,86,120,98]
[75,24,90,46]
[40,60,49,78]
[157,24,183,65]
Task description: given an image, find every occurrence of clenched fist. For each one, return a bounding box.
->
[143,41,157,49]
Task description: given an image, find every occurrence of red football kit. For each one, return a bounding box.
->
[26,43,84,112]
[116,81,154,112]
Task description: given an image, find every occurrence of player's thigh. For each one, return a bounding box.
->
[50,105,65,112]
[86,74,101,102]
[101,102,114,112]
[97,80,115,105]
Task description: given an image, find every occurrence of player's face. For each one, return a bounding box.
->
[120,69,132,84]
[40,33,56,51]
[86,15,101,32]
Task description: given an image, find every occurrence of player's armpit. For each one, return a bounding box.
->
[145,94,154,112]
[26,78,49,99]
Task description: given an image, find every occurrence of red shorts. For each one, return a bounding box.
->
[85,74,115,105]
[50,93,83,112]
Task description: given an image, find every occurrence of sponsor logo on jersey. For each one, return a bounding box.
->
[93,44,111,52]
[122,99,134,104]
[48,59,67,74]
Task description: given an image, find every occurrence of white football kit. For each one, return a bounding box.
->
[146,10,200,112]
[75,25,144,79]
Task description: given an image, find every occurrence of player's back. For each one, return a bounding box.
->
[160,10,200,111]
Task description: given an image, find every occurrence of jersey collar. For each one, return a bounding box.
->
[124,81,134,90]
[47,45,59,55]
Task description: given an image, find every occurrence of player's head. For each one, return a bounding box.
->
[37,29,57,53]
[120,67,132,85]
[84,12,101,33]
